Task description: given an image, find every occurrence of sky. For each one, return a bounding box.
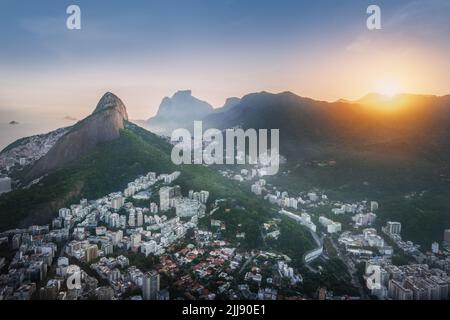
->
[0,0,450,121]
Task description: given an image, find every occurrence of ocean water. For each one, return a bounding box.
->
[0,119,76,151]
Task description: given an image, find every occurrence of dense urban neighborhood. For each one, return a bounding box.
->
[1,158,449,300]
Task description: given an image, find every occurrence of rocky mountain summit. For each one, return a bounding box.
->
[26,92,128,180]
[147,90,213,134]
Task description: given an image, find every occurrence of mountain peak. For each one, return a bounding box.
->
[223,97,240,106]
[93,92,128,120]
[214,97,241,113]
[147,90,213,134]
[26,93,129,181]
[173,90,192,98]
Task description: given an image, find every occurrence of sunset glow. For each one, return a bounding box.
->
[0,1,449,121]
[375,80,403,98]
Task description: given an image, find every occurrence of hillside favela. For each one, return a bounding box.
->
[1,0,450,304]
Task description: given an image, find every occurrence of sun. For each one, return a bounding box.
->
[375,80,402,98]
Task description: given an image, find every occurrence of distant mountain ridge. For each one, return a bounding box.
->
[147,90,213,135]
[213,97,241,113]
[203,90,450,160]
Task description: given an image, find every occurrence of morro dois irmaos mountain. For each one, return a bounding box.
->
[26,92,129,181]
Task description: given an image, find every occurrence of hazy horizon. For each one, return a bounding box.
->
[1,0,450,149]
